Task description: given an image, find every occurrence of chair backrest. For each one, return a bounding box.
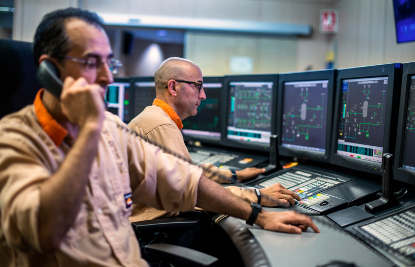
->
[0,39,41,119]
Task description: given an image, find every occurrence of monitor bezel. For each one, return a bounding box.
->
[107,77,131,122]
[182,76,224,146]
[221,74,278,153]
[129,76,156,124]
[394,62,415,186]
[277,69,336,163]
[330,63,402,176]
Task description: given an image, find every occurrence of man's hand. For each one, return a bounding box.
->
[260,183,300,207]
[236,167,266,182]
[61,76,106,129]
[257,210,320,234]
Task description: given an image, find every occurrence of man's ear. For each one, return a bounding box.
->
[167,80,178,96]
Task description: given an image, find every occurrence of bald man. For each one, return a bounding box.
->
[128,57,301,223]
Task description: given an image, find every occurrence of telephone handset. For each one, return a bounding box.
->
[36,60,63,99]
[34,59,235,184]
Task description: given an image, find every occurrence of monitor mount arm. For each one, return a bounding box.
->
[365,153,399,214]
[263,135,282,175]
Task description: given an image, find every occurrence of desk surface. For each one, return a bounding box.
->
[218,211,393,267]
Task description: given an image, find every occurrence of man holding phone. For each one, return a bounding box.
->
[0,7,319,266]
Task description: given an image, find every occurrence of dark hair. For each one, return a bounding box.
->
[33,7,104,67]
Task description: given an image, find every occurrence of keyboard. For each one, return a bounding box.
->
[259,169,347,199]
[190,151,237,166]
[356,206,415,265]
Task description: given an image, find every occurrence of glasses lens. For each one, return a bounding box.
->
[108,59,122,72]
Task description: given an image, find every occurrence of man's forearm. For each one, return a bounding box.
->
[196,176,252,221]
[39,123,101,252]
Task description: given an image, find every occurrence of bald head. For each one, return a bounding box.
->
[154,57,200,94]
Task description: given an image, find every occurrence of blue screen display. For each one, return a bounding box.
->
[393,0,415,43]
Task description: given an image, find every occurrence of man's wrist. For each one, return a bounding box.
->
[246,202,262,226]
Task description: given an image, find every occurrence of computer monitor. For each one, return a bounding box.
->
[394,62,415,186]
[182,76,223,145]
[330,63,402,175]
[277,70,335,163]
[129,77,156,122]
[222,74,278,152]
[105,77,131,123]
[393,0,415,44]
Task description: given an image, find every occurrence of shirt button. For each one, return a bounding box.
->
[98,209,103,214]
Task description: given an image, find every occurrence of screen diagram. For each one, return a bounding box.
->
[281,80,328,152]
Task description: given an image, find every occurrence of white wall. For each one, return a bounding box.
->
[12,0,415,75]
[334,0,415,68]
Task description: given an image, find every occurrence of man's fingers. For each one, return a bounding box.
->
[290,216,320,233]
[277,224,302,234]
[284,194,296,206]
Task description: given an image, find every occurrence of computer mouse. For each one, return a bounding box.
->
[315,260,357,267]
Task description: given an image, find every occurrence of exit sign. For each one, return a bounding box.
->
[320,10,338,34]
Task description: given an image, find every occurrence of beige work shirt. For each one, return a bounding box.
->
[128,102,257,222]
[0,91,202,267]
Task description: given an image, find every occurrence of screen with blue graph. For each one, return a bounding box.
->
[336,77,388,163]
[281,80,328,152]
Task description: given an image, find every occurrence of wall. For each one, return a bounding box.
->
[334,0,415,69]
[12,0,415,75]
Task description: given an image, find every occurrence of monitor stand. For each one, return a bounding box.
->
[365,153,399,214]
[263,135,282,175]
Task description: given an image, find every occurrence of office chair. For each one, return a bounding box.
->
[0,39,40,119]
[0,39,218,267]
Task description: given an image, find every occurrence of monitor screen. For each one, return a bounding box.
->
[106,78,130,123]
[282,80,328,151]
[331,64,402,175]
[401,75,415,171]
[394,62,415,186]
[393,0,415,43]
[223,74,278,152]
[277,70,335,162]
[336,77,388,163]
[182,77,223,144]
[129,77,156,121]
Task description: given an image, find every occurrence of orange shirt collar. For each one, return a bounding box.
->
[34,89,68,147]
[153,99,183,130]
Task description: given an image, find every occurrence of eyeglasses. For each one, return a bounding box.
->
[166,79,203,93]
[58,55,122,74]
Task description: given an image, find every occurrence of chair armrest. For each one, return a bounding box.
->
[132,217,199,233]
[145,243,218,267]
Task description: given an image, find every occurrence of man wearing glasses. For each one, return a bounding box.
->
[128,58,301,217]
[0,8,318,267]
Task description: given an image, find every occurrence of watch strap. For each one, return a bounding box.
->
[246,202,262,226]
[255,188,261,205]
[230,170,237,183]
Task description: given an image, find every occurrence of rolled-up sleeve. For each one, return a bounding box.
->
[128,135,202,213]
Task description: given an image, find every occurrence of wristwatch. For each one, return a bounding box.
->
[230,170,237,183]
[254,188,261,205]
[246,202,262,226]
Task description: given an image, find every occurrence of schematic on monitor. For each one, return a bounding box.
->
[132,81,156,117]
[182,82,222,142]
[401,75,415,171]
[337,77,388,163]
[227,81,273,145]
[105,80,130,123]
[281,80,328,152]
